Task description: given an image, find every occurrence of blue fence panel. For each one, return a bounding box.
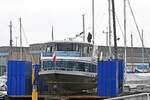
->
[98,60,124,97]
[7,61,32,96]
[25,77,32,95]
[21,77,25,95]
[118,60,124,93]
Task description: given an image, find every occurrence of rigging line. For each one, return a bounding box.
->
[95,3,108,25]
[96,8,123,44]
[127,0,143,45]
[109,9,124,39]
[85,5,108,38]
[21,26,29,45]
[95,8,108,30]
[133,33,142,47]
[20,24,36,64]
[115,14,124,39]
[84,4,108,40]
[141,34,150,63]
[132,34,150,67]
[12,24,19,40]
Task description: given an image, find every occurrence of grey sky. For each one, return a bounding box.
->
[0,0,150,47]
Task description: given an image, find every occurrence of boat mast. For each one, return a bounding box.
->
[19,18,23,61]
[124,0,127,68]
[102,28,109,46]
[124,0,127,86]
[82,14,85,42]
[92,0,95,44]
[9,21,13,60]
[141,29,144,73]
[111,0,118,59]
[15,36,18,47]
[131,34,134,72]
[108,0,112,58]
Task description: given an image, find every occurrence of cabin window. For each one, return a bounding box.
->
[43,43,93,57]
[43,61,54,70]
[42,61,96,72]
[57,43,74,51]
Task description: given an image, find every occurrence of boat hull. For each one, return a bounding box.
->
[39,71,97,95]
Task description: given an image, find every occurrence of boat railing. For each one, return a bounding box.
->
[42,51,88,57]
[107,93,150,100]
[42,67,89,72]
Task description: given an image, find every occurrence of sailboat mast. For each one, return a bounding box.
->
[108,0,112,58]
[92,0,95,44]
[124,0,127,67]
[131,34,134,72]
[141,29,144,73]
[10,21,13,48]
[9,21,13,60]
[111,0,118,59]
[123,0,127,88]
[19,18,23,60]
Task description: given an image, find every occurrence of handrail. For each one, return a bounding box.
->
[41,67,93,73]
[42,51,89,57]
[43,67,81,71]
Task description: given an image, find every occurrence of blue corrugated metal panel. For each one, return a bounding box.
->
[98,60,122,97]
[7,78,10,95]
[25,62,32,77]
[107,61,112,96]
[21,77,25,95]
[12,77,16,95]
[118,60,124,93]
[7,62,10,77]
[25,77,32,95]
[7,61,32,96]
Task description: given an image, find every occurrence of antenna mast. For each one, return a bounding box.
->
[111,0,118,59]
[19,18,23,60]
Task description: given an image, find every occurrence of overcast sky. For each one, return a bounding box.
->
[0,0,150,47]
